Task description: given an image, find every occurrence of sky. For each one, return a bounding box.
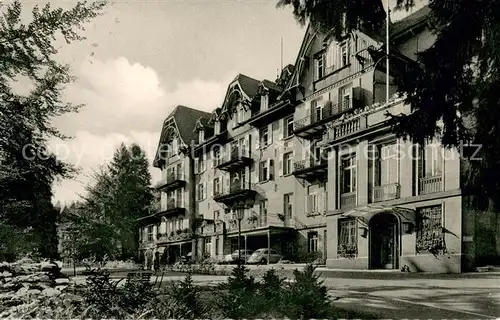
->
[15,0,426,204]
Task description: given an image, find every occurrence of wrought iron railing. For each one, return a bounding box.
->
[419,175,443,195]
[166,198,182,210]
[327,115,367,142]
[340,192,356,209]
[294,99,353,132]
[372,183,401,202]
[293,157,327,173]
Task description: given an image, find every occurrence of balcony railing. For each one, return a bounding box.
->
[372,183,401,202]
[213,180,258,205]
[419,175,443,195]
[326,115,367,143]
[306,192,328,217]
[225,212,294,232]
[157,228,193,243]
[292,157,328,181]
[340,192,356,209]
[216,147,252,171]
[294,99,353,133]
[166,198,183,210]
[156,171,186,191]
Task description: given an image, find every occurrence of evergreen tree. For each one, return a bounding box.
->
[277,0,500,208]
[0,0,106,260]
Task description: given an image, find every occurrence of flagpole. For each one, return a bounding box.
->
[386,0,390,103]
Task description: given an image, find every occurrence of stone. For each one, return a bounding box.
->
[55,278,70,285]
[55,285,68,292]
[16,286,29,296]
[2,271,12,278]
[41,261,61,273]
[27,289,41,295]
[42,288,61,297]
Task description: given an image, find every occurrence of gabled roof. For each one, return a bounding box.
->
[391,5,431,37]
[170,105,211,144]
[261,79,282,93]
[233,73,261,99]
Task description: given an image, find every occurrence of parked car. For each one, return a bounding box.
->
[247,248,282,264]
[231,249,254,263]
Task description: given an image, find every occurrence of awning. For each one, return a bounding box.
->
[342,204,416,226]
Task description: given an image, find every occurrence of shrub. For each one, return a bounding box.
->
[259,268,286,316]
[282,264,331,319]
[119,272,155,314]
[215,266,262,319]
[82,268,122,318]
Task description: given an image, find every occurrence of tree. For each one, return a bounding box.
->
[0,0,106,260]
[107,143,153,260]
[277,0,500,208]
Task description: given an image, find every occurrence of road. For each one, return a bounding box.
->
[64,268,500,319]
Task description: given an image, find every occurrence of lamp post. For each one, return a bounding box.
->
[235,208,244,267]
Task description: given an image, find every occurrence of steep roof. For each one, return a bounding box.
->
[391,5,431,37]
[233,74,261,99]
[170,105,211,144]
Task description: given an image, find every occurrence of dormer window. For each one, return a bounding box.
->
[172,138,179,156]
[214,121,220,134]
[198,130,204,143]
[261,93,269,111]
[237,107,245,124]
[340,40,350,67]
[314,53,325,80]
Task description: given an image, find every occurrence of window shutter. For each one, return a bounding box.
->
[255,131,260,150]
[202,154,207,171]
[210,180,213,197]
[194,158,199,174]
[225,176,231,193]
[268,124,273,144]
[279,119,284,140]
[313,58,318,80]
[279,154,284,177]
[305,195,310,214]
[269,159,275,180]
[417,144,424,193]
[203,182,207,199]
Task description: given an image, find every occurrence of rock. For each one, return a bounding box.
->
[16,286,29,297]
[2,271,12,278]
[42,288,61,297]
[27,289,41,295]
[41,261,61,273]
[55,285,68,292]
[55,278,69,285]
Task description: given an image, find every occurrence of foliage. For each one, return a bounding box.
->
[119,272,155,314]
[0,0,106,260]
[215,265,262,319]
[277,0,500,208]
[82,268,122,318]
[282,264,331,319]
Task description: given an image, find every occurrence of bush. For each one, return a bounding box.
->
[215,266,262,319]
[119,272,155,313]
[282,264,331,319]
[82,268,122,318]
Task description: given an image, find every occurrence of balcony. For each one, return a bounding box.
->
[225,212,295,232]
[157,228,193,244]
[293,100,353,140]
[194,130,229,157]
[372,183,401,202]
[213,180,257,207]
[325,115,368,144]
[306,192,328,217]
[419,175,443,195]
[137,213,160,226]
[216,147,253,171]
[292,158,328,182]
[156,171,186,191]
[247,99,295,127]
[156,198,186,217]
[340,192,356,209]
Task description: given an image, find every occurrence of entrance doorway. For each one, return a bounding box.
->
[369,213,399,269]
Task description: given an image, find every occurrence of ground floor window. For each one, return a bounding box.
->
[416,205,445,254]
[215,237,220,256]
[308,231,318,252]
[338,218,357,257]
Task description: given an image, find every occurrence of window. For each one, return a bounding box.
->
[378,143,399,185]
[416,206,444,253]
[314,53,325,80]
[260,127,269,147]
[198,130,204,143]
[197,156,205,173]
[197,183,205,201]
[259,160,274,182]
[340,40,350,67]
[215,237,220,256]
[172,138,179,155]
[147,226,153,242]
[213,147,221,167]
[325,41,336,73]
[424,142,443,177]
[312,97,323,121]
[341,155,356,194]
[214,121,220,134]
[284,193,293,218]
[213,178,220,196]
[214,210,220,221]
[259,200,268,221]
[176,163,182,179]
[261,94,269,111]
[338,218,357,256]
[237,107,244,124]
[284,116,294,138]
[339,85,352,110]
[308,232,319,252]
[283,152,293,175]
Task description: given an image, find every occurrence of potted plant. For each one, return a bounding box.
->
[176,229,183,235]
[338,244,358,258]
[247,215,258,223]
[277,213,285,221]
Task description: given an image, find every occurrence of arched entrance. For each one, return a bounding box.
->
[369,212,399,270]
